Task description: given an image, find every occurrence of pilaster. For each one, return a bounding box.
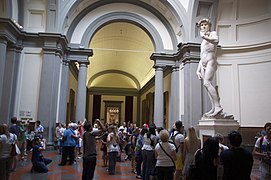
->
[0,44,22,123]
[177,42,203,129]
[0,38,7,122]
[38,45,61,143]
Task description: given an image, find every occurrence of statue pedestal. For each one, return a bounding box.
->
[197,119,240,145]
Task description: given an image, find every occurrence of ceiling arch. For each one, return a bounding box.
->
[65,1,178,52]
[87,70,141,89]
[88,22,155,89]
[79,12,163,52]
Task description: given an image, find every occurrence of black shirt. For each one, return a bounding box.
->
[220,147,253,180]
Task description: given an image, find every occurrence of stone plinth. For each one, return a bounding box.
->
[197,119,240,145]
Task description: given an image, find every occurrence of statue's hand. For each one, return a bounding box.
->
[200,31,205,38]
[196,71,202,79]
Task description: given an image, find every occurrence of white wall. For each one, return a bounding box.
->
[23,0,46,33]
[217,48,271,127]
[216,0,271,127]
[16,47,42,121]
[217,0,271,46]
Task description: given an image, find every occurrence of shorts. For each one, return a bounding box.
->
[175,154,183,170]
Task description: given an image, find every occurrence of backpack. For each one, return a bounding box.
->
[169,131,181,153]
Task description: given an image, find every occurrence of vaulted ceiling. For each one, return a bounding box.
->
[87,22,155,90]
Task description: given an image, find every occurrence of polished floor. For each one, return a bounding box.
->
[10,145,261,180]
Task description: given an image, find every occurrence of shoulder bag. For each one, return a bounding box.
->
[159,142,176,172]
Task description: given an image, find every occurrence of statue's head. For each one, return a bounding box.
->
[197,18,212,32]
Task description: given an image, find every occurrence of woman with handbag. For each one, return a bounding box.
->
[182,127,201,179]
[155,129,177,180]
[0,124,15,180]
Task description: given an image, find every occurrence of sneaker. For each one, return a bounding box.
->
[136,175,142,179]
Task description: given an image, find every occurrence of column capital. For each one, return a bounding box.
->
[153,65,165,71]
[78,61,89,67]
[0,38,8,45]
[171,65,180,72]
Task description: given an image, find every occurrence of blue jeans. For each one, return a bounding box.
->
[142,150,155,180]
[33,158,52,173]
[108,151,118,174]
[82,156,97,180]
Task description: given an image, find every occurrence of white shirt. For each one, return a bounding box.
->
[155,142,176,167]
[107,132,119,152]
[218,143,229,156]
[142,134,157,151]
[173,131,184,156]
[0,133,17,158]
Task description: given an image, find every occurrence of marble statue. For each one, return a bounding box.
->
[196,18,233,119]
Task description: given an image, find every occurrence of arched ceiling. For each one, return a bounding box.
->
[87,22,155,90]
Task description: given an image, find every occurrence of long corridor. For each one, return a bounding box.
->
[10,145,261,180]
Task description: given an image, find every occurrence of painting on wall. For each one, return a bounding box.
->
[104,101,122,125]
[68,89,75,124]
[106,107,119,125]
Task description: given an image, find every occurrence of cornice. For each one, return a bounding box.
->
[139,76,155,95]
[88,87,138,96]
[218,41,271,53]
[66,47,93,63]
[177,42,201,64]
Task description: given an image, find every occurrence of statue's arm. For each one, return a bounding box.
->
[202,31,219,44]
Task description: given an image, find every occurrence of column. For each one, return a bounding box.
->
[0,39,7,121]
[58,60,69,124]
[175,65,180,122]
[170,65,178,128]
[153,66,164,128]
[0,45,19,123]
[11,45,23,117]
[75,62,88,122]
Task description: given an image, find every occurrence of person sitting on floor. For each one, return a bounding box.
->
[31,136,52,173]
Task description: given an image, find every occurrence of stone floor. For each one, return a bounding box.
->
[10,146,261,180]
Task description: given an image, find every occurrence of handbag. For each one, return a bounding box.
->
[10,143,17,156]
[15,144,21,155]
[10,135,18,156]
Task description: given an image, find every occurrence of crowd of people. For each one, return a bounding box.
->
[1,117,271,180]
